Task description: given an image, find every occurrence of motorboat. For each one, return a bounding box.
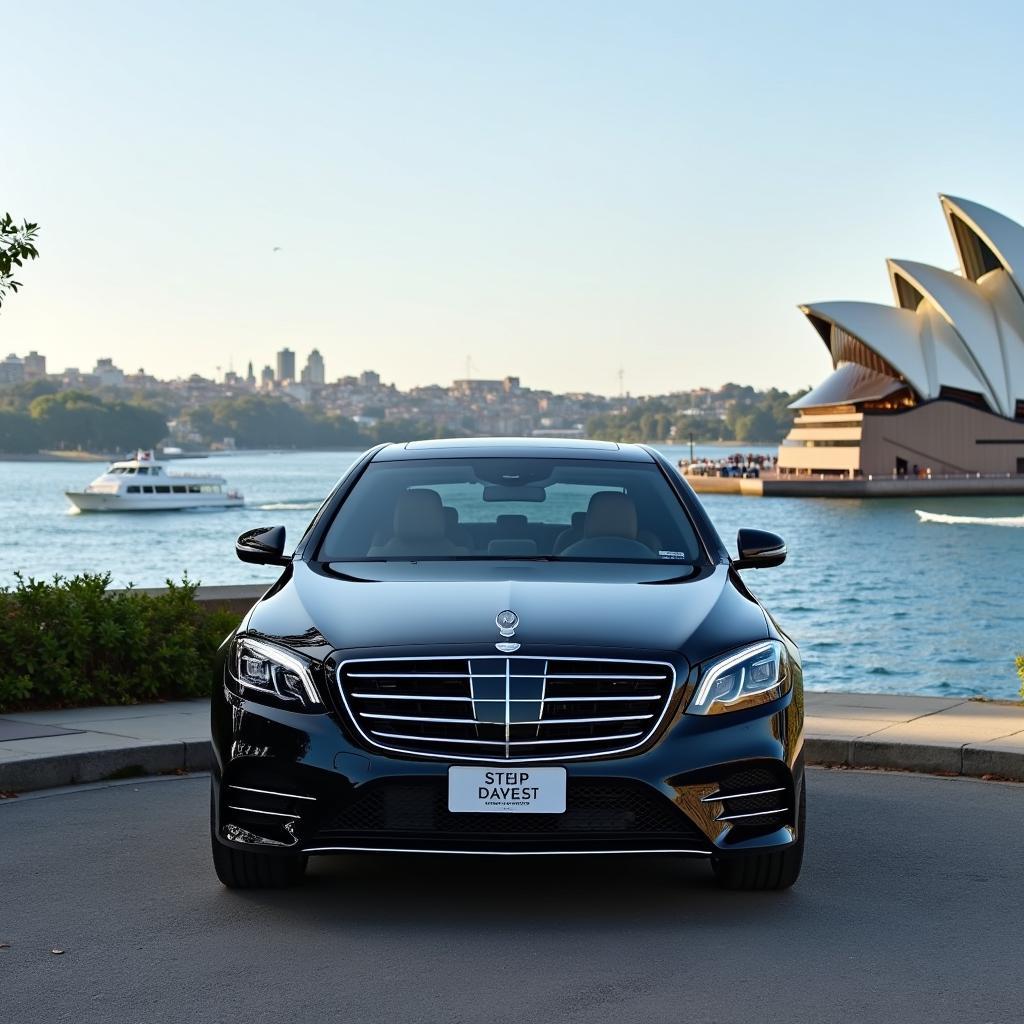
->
[65,450,244,512]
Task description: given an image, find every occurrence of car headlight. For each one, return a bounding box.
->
[687,640,788,715]
[233,637,321,708]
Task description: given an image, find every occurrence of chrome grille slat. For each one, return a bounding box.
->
[371,731,508,747]
[370,730,647,747]
[716,806,791,822]
[351,693,473,702]
[350,692,663,703]
[350,672,665,681]
[363,713,486,725]
[700,786,786,804]
[363,712,653,725]
[227,805,301,820]
[338,655,676,762]
[228,784,317,802]
[348,673,479,679]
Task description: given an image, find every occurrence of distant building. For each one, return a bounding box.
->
[282,381,310,404]
[93,358,125,387]
[0,353,25,385]
[301,349,325,385]
[276,348,296,383]
[124,368,159,387]
[246,361,256,386]
[23,351,46,379]
[260,364,274,387]
[450,378,505,398]
[779,194,1024,478]
[359,370,381,388]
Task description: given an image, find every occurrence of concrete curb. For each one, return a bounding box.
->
[804,737,1024,780]
[0,742,213,793]
[2,736,1021,795]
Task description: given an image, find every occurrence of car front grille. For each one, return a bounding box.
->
[336,655,676,761]
[320,777,702,839]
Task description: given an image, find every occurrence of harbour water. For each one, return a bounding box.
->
[1,446,1021,699]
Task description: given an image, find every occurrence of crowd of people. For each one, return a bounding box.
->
[677,453,777,478]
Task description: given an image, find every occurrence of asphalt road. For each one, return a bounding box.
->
[1,768,1021,1024]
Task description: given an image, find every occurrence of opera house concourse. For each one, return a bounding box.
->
[777,194,1024,483]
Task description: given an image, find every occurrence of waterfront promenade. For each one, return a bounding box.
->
[685,470,1024,497]
[2,690,1022,793]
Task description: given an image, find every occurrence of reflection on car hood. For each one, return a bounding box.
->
[246,562,768,663]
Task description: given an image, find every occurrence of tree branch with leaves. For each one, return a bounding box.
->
[0,213,41,312]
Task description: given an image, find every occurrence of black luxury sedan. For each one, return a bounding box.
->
[211,438,805,890]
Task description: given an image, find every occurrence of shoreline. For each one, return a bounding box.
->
[0,451,109,462]
[0,439,782,463]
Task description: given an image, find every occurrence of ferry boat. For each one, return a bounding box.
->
[65,451,244,512]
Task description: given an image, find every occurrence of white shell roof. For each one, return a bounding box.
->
[887,259,1009,415]
[799,301,930,399]
[941,194,1024,290]
[797,195,1024,418]
[790,362,905,410]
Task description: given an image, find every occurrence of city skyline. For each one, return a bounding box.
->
[6,2,1024,393]
[1,343,790,401]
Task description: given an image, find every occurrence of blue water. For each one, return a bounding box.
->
[1,446,1021,699]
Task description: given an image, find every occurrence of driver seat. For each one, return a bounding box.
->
[560,492,653,559]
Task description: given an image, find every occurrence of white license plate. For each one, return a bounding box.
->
[448,766,566,814]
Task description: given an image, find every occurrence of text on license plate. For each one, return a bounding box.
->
[448,766,566,814]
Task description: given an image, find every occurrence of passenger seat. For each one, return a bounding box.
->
[367,490,470,557]
[553,511,586,554]
[443,506,474,550]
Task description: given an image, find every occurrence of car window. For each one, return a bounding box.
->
[317,457,702,563]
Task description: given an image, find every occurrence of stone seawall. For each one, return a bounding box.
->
[127,583,266,617]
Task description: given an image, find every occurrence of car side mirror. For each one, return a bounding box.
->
[734,528,786,569]
[236,525,290,566]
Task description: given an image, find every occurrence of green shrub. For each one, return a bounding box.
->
[1018,654,1024,700]
[0,573,239,711]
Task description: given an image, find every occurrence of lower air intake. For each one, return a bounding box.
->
[321,778,702,839]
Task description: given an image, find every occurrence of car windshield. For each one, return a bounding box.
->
[317,457,703,564]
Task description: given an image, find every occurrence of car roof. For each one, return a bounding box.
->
[372,437,655,462]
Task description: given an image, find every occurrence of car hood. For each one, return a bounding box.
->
[246,561,769,664]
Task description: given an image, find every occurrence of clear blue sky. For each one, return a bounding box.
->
[4,0,1024,395]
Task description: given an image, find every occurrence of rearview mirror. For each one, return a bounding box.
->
[734,528,786,570]
[236,525,289,566]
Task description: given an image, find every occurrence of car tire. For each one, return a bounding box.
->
[210,798,308,889]
[710,786,805,891]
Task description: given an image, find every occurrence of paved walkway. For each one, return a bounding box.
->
[1,692,1022,792]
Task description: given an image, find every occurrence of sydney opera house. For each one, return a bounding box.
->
[777,195,1024,479]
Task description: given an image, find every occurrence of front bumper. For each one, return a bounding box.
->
[211,666,805,859]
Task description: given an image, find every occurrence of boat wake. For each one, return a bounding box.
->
[251,501,323,511]
[915,509,1024,527]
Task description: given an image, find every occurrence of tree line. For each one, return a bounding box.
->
[586,385,807,444]
[0,387,438,454]
[0,388,167,453]
[0,384,808,455]
[184,395,438,449]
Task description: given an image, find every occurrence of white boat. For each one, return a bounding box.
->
[65,450,244,512]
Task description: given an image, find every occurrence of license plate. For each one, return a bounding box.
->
[448,766,566,814]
